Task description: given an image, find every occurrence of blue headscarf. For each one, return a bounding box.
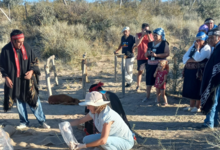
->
[196,32,208,41]
[153,28,166,40]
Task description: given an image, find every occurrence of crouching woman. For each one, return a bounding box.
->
[69,91,134,150]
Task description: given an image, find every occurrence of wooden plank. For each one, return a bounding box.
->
[122,57,125,97]
[114,55,117,82]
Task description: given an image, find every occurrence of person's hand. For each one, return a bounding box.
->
[195,42,200,50]
[151,52,157,57]
[114,50,118,55]
[142,30,147,36]
[24,70,33,80]
[75,143,87,150]
[69,142,77,150]
[5,76,13,89]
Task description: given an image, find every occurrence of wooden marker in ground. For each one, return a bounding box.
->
[45,55,59,97]
[117,54,126,97]
[114,54,117,82]
[82,53,87,97]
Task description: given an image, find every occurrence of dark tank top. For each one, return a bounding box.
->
[147,41,168,60]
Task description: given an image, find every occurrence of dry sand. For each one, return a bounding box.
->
[0,58,219,150]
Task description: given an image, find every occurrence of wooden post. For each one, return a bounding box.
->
[82,53,87,97]
[52,56,59,85]
[114,54,117,82]
[117,54,125,97]
[122,56,125,97]
[45,64,52,97]
[44,55,58,97]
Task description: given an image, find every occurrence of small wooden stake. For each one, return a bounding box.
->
[114,55,117,82]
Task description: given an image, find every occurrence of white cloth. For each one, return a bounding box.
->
[121,57,135,84]
[182,44,211,64]
[89,106,133,141]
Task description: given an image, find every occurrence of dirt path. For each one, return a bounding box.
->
[0,59,219,150]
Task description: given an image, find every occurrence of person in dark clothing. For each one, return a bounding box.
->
[114,27,136,87]
[84,82,131,135]
[142,28,170,102]
[0,30,50,129]
[182,32,211,113]
[197,28,220,130]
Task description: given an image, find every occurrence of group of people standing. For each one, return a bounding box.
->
[115,23,170,106]
[115,18,220,131]
[182,18,220,130]
[1,18,220,150]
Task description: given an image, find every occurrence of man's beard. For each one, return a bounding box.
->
[124,34,129,39]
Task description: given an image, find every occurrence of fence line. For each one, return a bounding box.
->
[81,53,126,98]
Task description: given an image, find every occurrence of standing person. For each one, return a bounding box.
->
[114,27,135,87]
[197,28,220,130]
[153,60,169,106]
[182,32,211,113]
[0,30,50,129]
[142,28,170,102]
[133,23,153,92]
[204,18,218,31]
[68,92,134,150]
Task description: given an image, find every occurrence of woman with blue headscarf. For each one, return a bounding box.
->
[182,32,211,113]
[142,28,170,102]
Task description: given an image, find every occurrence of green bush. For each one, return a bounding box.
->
[27,2,57,26]
[197,0,220,19]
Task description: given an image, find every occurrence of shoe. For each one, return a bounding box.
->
[191,107,201,113]
[136,86,140,92]
[142,97,148,102]
[42,122,50,129]
[16,124,27,129]
[183,107,193,111]
[156,103,161,107]
[125,83,131,87]
[196,125,213,131]
[163,103,168,106]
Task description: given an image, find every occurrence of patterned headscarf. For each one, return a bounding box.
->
[198,24,209,33]
[196,32,208,41]
[153,28,166,40]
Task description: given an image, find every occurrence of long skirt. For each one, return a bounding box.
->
[146,64,158,86]
[182,68,201,100]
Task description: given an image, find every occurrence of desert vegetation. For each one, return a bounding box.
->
[0,0,220,92]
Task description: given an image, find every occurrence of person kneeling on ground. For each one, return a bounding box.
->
[69,91,134,150]
[84,82,131,135]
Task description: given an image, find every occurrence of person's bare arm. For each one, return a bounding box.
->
[69,114,93,126]
[147,33,153,42]
[86,121,113,147]
[153,68,158,78]
[114,44,122,54]
[159,74,167,88]
[151,42,170,58]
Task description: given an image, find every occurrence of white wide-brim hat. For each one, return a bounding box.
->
[79,91,110,107]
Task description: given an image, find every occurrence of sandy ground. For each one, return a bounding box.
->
[0,57,219,150]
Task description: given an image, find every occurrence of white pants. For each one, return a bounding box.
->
[121,57,135,84]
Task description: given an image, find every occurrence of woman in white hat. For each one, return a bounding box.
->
[69,91,134,150]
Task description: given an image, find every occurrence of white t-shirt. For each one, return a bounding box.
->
[182,44,211,64]
[89,106,133,141]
